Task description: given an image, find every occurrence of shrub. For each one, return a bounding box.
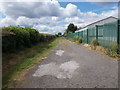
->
[109,42,118,52]
[73,35,79,41]
[78,37,83,44]
[105,49,118,58]
[91,38,98,50]
[2,26,56,53]
[91,38,98,46]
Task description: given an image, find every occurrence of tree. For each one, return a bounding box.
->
[58,32,62,36]
[74,26,77,32]
[65,23,77,34]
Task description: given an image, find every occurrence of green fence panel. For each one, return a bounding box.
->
[78,31,83,38]
[82,30,87,43]
[67,32,79,38]
[98,25,104,46]
[67,33,75,38]
[88,27,96,44]
[100,21,117,48]
[119,21,120,45]
[118,20,120,52]
[67,20,119,51]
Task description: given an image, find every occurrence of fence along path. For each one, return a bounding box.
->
[67,20,120,53]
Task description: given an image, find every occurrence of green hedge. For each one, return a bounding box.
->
[2,26,56,53]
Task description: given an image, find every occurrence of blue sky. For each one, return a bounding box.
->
[60,2,117,13]
[1,2,117,18]
[0,1,118,34]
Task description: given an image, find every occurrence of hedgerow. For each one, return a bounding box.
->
[2,26,56,53]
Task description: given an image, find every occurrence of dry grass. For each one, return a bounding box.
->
[3,38,59,88]
[66,37,120,61]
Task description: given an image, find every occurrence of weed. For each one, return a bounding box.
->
[109,42,118,52]
[91,38,98,50]
[78,37,83,44]
[73,36,79,41]
[3,38,59,88]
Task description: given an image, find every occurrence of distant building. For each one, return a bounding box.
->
[75,16,118,32]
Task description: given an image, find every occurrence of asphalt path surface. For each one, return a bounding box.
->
[15,38,118,88]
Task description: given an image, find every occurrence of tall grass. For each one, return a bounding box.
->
[3,38,59,88]
[90,38,98,50]
[2,26,57,88]
[73,35,83,44]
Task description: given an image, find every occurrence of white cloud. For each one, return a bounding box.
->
[78,8,118,26]
[0,16,60,27]
[63,9,118,28]
[64,16,84,27]
[85,0,119,2]
[0,0,52,2]
[16,16,34,27]
[0,1,79,18]
[0,17,16,27]
[0,16,66,34]
[0,7,118,34]
[100,9,118,18]
[0,1,118,34]
[62,3,78,17]
[16,16,60,26]
[33,24,66,34]
[0,0,119,2]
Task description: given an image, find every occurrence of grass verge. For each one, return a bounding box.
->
[66,37,82,45]
[66,37,120,60]
[3,38,59,88]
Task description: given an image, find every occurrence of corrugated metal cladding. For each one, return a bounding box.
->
[67,17,120,51]
[86,17,117,29]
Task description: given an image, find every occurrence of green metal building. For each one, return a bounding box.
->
[67,16,120,52]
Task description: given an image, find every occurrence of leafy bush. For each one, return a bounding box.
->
[109,42,118,52]
[105,49,118,58]
[103,42,119,58]
[73,35,79,41]
[2,26,56,53]
[73,36,83,44]
[91,38,98,46]
[78,37,83,44]
[91,38,98,50]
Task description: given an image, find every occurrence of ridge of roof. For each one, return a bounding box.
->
[79,16,118,30]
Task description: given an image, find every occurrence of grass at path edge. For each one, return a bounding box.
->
[3,38,59,88]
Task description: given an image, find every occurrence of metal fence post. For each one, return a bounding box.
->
[87,29,88,44]
[117,19,120,54]
[78,32,79,37]
[96,25,98,40]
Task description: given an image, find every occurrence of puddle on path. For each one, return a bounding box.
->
[33,61,79,79]
[56,50,64,56]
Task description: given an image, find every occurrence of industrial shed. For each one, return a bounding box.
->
[67,16,120,52]
[76,16,118,32]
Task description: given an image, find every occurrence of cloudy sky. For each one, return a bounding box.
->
[0,0,118,34]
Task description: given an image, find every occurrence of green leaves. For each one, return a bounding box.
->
[2,26,56,53]
[109,42,118,52]
[66,23,77,34]
[90,38,98,50]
